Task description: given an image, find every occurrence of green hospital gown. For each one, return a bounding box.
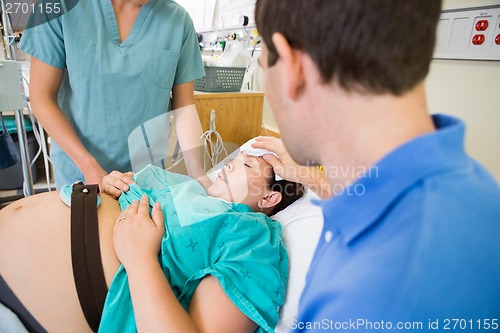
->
[99,165,288,333]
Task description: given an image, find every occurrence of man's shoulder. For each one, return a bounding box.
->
[416,159,500,223]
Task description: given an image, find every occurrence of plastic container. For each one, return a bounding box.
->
[194,66,246,92]
[0,115,38,189]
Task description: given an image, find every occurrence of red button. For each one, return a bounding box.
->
[475,20,489,31]
[472,34,485,45]
[496,34,500,45]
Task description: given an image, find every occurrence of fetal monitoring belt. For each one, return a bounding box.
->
[71,183,108,332]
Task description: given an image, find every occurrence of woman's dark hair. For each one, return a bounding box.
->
[255,0,442,96]
[266,170,306,215]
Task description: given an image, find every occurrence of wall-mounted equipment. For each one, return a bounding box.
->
[434,5,500,61]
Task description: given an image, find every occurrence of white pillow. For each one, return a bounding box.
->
[206,152,324,332]
[272,189,324,333]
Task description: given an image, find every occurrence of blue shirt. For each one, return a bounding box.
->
[19,0,205,186]
[99,165,288,333]
[294,114,500,332]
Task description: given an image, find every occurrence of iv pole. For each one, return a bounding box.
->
[1,0,35,195]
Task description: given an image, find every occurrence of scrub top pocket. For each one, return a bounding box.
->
[151,48,180,90]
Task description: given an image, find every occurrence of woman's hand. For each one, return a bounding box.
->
[113,196,165,269]
[101,170,136,199]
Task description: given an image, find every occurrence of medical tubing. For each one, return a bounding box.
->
[200,109,228,170]
[22,75,53,193]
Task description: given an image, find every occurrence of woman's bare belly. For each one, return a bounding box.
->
[0,191,122,333]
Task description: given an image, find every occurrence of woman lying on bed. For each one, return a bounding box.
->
[0,150,305,333]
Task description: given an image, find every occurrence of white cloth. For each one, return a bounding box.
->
[241,138,283,181]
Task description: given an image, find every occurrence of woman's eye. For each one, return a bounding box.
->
[244,163,251,168]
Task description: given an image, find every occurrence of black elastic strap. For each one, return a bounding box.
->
[71,184,108,333]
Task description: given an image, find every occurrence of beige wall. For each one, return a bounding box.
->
[261,0,500,181]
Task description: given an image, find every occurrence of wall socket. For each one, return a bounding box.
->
[434,5,500,61]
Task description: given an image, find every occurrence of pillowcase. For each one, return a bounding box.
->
[272,189,324,333]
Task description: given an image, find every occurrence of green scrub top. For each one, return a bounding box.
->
[19,0,205,187]
[99,165,288,333]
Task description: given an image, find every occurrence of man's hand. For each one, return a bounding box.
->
[252,136,332,198]
[252,136,308,183]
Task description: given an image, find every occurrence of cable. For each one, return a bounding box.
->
[200,110,228,171]
[21,74,54,195]
[165,148,185,171]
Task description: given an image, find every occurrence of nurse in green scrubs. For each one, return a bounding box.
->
[19,0,207,189]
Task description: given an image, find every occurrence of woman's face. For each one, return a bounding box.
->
[207,152,274,210]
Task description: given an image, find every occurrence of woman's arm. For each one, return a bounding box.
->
[171,82,212,190]
[29,57,107,186]
[252,136,332,198]
[114,197,256,333]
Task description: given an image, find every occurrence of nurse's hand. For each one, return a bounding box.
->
[84,166,108,192]
[113,196,165,269]
[102,170,136,199]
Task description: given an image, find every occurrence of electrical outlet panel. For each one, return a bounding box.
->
[434,5,500,61]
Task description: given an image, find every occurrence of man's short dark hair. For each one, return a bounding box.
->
[255,0,442,96]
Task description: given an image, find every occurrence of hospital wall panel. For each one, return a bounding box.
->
[426,0,500,182]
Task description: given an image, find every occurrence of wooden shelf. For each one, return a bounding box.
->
[194,90,264,147]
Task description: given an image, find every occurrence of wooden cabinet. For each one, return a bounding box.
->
[194,90,264,147]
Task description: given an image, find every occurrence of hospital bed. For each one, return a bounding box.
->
[0,141,325,333]
[204,143,324,332]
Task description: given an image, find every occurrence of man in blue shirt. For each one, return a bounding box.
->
[254,0,500,331]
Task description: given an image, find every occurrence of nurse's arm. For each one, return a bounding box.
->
[171,82,212,190]
[29,57,106,185]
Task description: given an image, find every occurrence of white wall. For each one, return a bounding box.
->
[261,0,500,181]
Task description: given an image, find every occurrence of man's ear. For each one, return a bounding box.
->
[272,32,305,101]
[259,191,282,210]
